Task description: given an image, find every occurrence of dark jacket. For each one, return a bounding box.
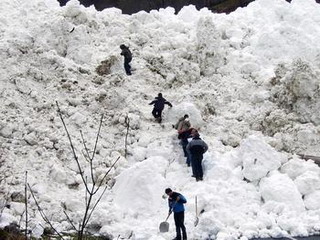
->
[186,136,208,156]
[178,128,193,140]
[168,192,187,213]
[121,47,132,61]
[149,97,172,110]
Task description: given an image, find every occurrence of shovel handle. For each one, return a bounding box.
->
[195,196,198,216]
[165,211,172,221]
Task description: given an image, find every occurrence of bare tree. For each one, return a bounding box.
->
[56,102,120,239]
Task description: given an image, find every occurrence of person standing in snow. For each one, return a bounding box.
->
[149,93,172,123]
[120,44,132,75]
[175,114,191,131]
[165,188,187,240]
[175,115,192,166]
[186,129,208,181]
[178,127,193,167]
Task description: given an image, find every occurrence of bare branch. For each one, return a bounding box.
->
[63,210,77,232]
[56,101,90,193]
[91,114,104,161]
[28,183,64,239]
[124,115,130,158]
[85,156,121,226]
[80,130,92,161]
[85,184,108,227]
[25,171,28,239]
[81,149,91,164]
[93,156,120,195]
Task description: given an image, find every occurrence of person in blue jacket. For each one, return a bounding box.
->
[165,188,187,240]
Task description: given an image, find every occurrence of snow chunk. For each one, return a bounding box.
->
[166,102,204,129]
[235,136,284,181]
[260,171,305,212]
[304,190,320,210]
[112,156,168,214]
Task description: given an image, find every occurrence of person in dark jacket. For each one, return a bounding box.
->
[120,44,132,75]
[149,93,172,123]
[165,188,187,240]
[186,129,208,181]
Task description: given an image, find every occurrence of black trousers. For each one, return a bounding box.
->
[124,58,131,75]
[174,211,187,240]
[152,108,162,120]
[192,155,203,180]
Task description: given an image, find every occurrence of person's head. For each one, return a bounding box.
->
[183,114,189,120]
[191,128,199,137]
[120,44,126,49]
[165,188,173,196]
[158,93,163,98]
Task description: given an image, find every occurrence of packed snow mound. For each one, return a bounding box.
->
[233,136,285,182]
[112,156,168,214]
[1,0,320,239]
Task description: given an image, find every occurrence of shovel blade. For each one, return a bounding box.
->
[194,217,199,227]
[159,221,169,232]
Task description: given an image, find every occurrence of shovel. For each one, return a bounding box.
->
[159,211,172,232]
[194,196,199,227]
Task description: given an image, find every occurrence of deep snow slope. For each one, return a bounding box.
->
[1,0,320,239]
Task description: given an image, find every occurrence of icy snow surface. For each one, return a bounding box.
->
[1,0,320,239]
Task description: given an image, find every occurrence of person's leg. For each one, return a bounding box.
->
[157,109,163,123]
[174,213,181,240]
[181,140,188,157]
[152,108,157,118]
[194,155,201,180]
[199,157,204,180]
[180,212,187,240]
[190,155,196,177]
[124,59,131,75]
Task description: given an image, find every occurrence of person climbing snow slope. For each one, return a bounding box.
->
[149,93,172,123]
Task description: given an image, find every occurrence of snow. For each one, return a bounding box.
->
[1,0,320,239]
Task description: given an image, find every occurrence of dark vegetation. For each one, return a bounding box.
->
[57,0,258,14]
[57,0,320,15]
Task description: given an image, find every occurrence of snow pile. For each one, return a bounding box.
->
[1,0,320,239]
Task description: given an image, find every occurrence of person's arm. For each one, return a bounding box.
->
[149,100,156,105]
[203,141,209,153]
[165,101,172,107]
[178,194,187,204]
[168,199,175,213]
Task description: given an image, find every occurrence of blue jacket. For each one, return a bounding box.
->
[168,192,187,213]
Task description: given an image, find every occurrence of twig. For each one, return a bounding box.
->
[56,101,90,193]
[124,115,130,158]
[91,115,104,162]
[0,176,13,218]
[63,210,77,232]
[28,184,64,239]
[93,156,120,195]
[80,131,92,162]
[25,171,28,239]
[85,157,121,226]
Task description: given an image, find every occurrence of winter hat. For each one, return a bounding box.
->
[165,188,172,194]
